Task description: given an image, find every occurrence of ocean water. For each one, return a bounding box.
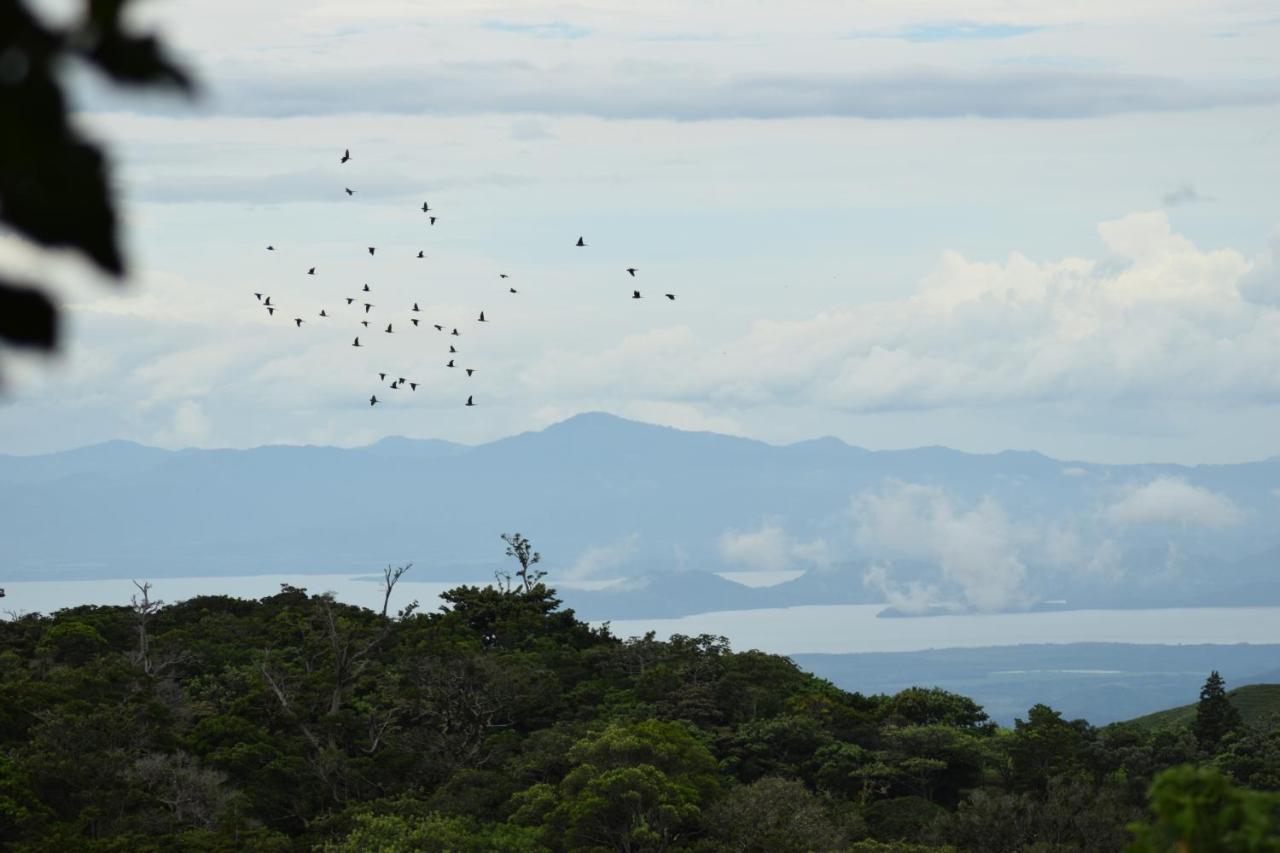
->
[4,575,1280,656]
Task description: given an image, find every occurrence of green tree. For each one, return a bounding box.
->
[1194,671,1244,750]
[1127,764,1280,852]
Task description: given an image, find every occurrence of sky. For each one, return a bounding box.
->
[2,0,1279,463]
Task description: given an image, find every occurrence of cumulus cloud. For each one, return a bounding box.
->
[718,521,830,572]
[853,481,1030,611]
[521,211,1280,416]
[1107,476,1245,528]
[564,534,640,579]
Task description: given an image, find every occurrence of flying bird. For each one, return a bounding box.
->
[293,318,304,327]
[361,320,370,327]
[421,202,430,212]
[368,247,375,256]
[576,236,585,247]
[266,307,276,315]
[319,309,329,317]
[451,328,459,336]
[254,292,263,301]
[346,297,355,304]
[398,377,406,384]
[626,268,637,277]
[632,290,642,299]
[308,267,315,275]
[411,318,420,327]
[446,360,455,368]
[417,250,424,259]
[465,368,475,377]
[410,382,418,391]
[390,380,399,389]
[478,311,486,322]
[449,345,456,353]
[509,288,517,293]
[665,293,676,300]
[385,323,393,333]
[345,188,354,196]
[379,373,387,380]
[499,274,509,279]
[370,395,378,406]
[412,303,421,312]
[264,297,272,306]
[341,149,351,163]
[433,324,443,331]
[353,337,361,347]
[429,216,437,225]
[364,303,373,313]
[465,396,474,407]
[362,284,371,293]
[266,246,274,251]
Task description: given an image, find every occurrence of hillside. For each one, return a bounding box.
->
[1125,683,1280,731]
[1,580,1276,850]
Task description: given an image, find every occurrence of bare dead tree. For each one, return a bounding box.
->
[380,562,412,619]
[130,580,163,675]
[500,532,545,593]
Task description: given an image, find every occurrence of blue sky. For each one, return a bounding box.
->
[2,0,1279,463]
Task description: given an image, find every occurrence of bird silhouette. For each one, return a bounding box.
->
[362,284,371,292]
[368,247,375,256]
[417,250,424,259]
[264,296,272,306]
[451,328,460,336]
[353,337,361,347]
[266,307,276,315]
[364,303,373,313]
[429,216,437,225]
[449,345,456,353]
[266,245,274,251]
[308,267,315,275]
[465,368,475,377]
[346,297,355,304]
[509,287,517,293]
[379,372,387,380]
[627,268,637,276]
[412,303,420,312]
[665,293,676,300]
[369,395,378,406]
[361,320,370,327]
[345,188,354,196]
[632,290,642,299]
[478,311,486,322]
[390,380,399,389]
[433,324,443,331]
[342,149,351,163]
[576,236,586,247]
[411,318,420,326]
[465,395,474,407]
[409,382,418,391]
[293,318,304,327]
[385,323,393,333]
[254,292,263,301]
[421,202,430,212]
[319,309,329,317]
[398,377,405,384]
[446,359,455,368]
[499,273,509,279]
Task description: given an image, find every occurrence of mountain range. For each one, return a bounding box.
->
[2,412,1277,616]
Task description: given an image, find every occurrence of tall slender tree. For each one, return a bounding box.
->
[1193,670,1243,749]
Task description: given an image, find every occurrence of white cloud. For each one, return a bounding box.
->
[1061,466,1089,477]
[718,521,830,572]
[862,564,948,615]
[1107,476,1245,528]
[564,534,640,579]
[853,481,1030,611]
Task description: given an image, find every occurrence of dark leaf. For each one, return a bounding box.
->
[0,277,58,349]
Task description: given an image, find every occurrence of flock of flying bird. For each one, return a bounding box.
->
[254,148,676,408]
